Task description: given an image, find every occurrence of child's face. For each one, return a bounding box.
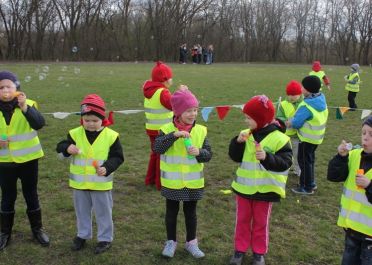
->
[180,107,198,125]
[301,86,310,96]
[362,125,372,153]
[164,79,173,88]
[244,114,257,130]
[82,114,103,132]
[0,79,17,102]
[287,95,301,103]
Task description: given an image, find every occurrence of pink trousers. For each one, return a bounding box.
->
[145,135,161,190]
[234,195,273,254]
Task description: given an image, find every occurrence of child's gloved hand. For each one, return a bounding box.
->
[16,92,27,112]
[174,130,190,138]
[0,139,8,149]
[356,173,370,189]
[237,132,249,143]
[96,166,107,177]
[344,75,348,81]
[187,146,200,156]
[337,140,351,156]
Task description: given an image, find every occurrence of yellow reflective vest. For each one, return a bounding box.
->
[0,99,44,163]
[309,70,325,85]
[144,88,173,131]
[280,100,297,136]
[337,149,372,236]
[297,101,328,145]
[160,123,207,189]
[69,126,118,190]
[345,72,360,93]
[231,130,290,198]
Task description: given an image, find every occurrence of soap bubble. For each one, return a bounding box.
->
[57,76,64,81]
[35,67,40,73]
[72,46,78,53]
[61,66,67,72]
[42,66,49,73]
[0,33,4,38]
[65,83,70,87]
[39,73,47,81]
[90,47,94,51]
[24,76,31,82]
[74,67,80,74]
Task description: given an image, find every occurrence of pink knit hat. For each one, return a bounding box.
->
[171,89,199,116]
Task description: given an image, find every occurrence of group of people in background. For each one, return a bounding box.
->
[179,44,214,65]
[0,59,369,265]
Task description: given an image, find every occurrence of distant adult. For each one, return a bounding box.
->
[344,63,361,111]
[191,45,198,64]
[206,45,214,65]
[179,44,187,64]
[0,71,49,250]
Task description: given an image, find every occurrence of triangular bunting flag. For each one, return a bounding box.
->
[339,107,349,115]
[52,112,72,119]
[336,108,343,120]
[201,107,214,122]
[361,109,372,119]
[216,106,231,120]
[232,104,244,110]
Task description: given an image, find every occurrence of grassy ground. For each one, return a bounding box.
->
[0,62,369,265]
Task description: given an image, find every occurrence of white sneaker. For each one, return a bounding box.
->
[162,240,177,258]
[185,239,205,258]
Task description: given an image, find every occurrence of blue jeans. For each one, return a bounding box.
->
[341,232,372,265]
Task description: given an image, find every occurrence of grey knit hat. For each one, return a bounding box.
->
[351,64,360,73]
[362,115,372,127]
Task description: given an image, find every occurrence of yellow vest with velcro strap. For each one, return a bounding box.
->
[309,70,325,84]
[160,123,206,189]
[69,126,118,190]
[297,101,328,145]
[337,149,372,236]
[144,88,173,130]
[345,72,360,92]
[231,130,290,198]
[0,99,44,163]
[280,100,297,136]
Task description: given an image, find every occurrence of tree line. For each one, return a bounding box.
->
[0,0,371,65]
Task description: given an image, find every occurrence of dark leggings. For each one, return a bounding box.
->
[348,91,358,109]
[165,199,197,242]
[0,160,40,212]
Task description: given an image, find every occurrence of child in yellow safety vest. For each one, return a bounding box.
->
[309,61,331,91]
[154,88,212,259]
[0,71,49,250]
[229,95,293,265]
[143,61,174,190]
[56,94,124,254]
[276,80,303,177]
[344,63,361,110]
[327,115,372,265]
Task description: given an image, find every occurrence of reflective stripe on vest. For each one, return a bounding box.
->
[0,99,44,163]
[144,88,173,130]
[337,149,372,236]
[231,130,290,198]
[69,126,118,190]
[280,101,297,136]
[297,101,328,145]
[160,123,206,189]
[345,72,360,92]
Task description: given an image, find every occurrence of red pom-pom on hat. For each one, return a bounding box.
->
[151,61,173,82]
[243,95,275,130]
[286,80,302,96]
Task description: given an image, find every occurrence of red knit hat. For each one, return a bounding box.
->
[81,94,114,126]
[243,95,275,130]
[312,61,321,72]
[151,61,172,82]
[171,88,199,116]
[286,80,302,96]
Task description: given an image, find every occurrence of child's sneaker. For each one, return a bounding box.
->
[162,240,177,258]
[230,251,244,265]
[184,239,205,258]
[291,186,314,195]
[71,236,86,251]
[252,253,265,265]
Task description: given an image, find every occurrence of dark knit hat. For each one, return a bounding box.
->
[81,94,106,119]
[302,75,321,94]
[151,61,173,82]
[362,116,372,127]
[286,80,302,96]
[243,95,275,130]
[0,71,20,89]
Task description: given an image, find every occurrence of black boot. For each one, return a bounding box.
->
[26,209,50,247]
[0,211,15,251]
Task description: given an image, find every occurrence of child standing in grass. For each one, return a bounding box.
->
[143,61,174,190]
[0,71,49,250]
[56,94,123,254]
[154,88,212,259]
[286,76,328,195]
[229,95,292,265]
[327,115,372,265]
[309,61,331,91]
[276,80,303,177]
[344,63,361,111]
